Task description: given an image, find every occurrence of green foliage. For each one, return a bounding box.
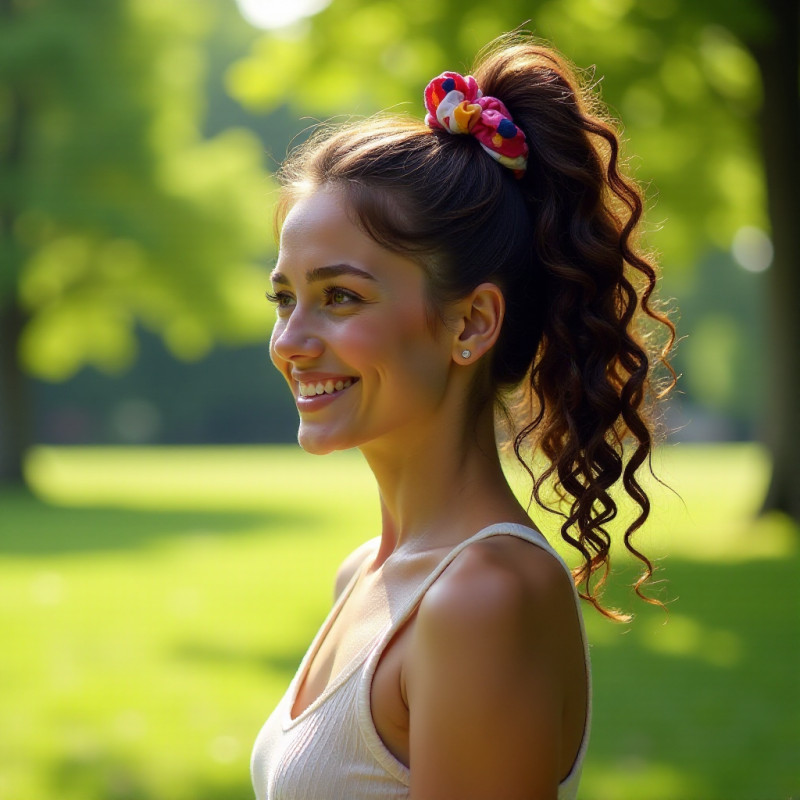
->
[0,444,797,799]
[227,0,768,267]
[669,249,768,430]
[0,0,272,380]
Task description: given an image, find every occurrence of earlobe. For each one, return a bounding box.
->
[453,283,505,363]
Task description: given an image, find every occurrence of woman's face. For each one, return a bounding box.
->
[269,187,456,456]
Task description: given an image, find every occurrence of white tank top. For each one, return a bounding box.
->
[251,523,591,800]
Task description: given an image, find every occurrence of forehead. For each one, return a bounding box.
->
[280,187,354,240]
[277,188,424,283]
[279,189,372,264]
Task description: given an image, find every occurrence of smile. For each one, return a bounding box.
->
[297,378,358,397]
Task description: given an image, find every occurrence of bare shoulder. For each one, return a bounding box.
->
[417,534,577,639]
[405,534,586,798]
[333,537,380,600]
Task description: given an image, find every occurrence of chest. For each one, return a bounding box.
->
[291,566,427,766]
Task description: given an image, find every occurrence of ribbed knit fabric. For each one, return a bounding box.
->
[250,523,591,800]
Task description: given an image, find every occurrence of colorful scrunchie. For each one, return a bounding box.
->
[424,71,529,177]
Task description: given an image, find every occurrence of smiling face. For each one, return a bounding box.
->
[269,187,459,456]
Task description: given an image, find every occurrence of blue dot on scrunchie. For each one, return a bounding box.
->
[442,77,456,92]
[497,119,517,138]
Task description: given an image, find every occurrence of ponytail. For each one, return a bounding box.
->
[474,40,676,618]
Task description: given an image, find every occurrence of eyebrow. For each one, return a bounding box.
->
[270,264,377,286]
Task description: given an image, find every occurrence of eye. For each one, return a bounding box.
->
[265,290,295,311]
[324,287,361,306]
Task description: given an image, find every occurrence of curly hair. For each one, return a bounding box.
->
[276,35,676,619]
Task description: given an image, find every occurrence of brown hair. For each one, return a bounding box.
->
[277,35,675,618]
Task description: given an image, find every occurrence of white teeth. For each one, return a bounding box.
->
[298,379,355,397]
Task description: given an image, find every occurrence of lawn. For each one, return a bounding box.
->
[0,443,797,800]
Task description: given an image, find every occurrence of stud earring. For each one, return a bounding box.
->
[461,349,472,359]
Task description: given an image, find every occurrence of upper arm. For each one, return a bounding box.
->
[405,543,580,800]
[333,538,379,600]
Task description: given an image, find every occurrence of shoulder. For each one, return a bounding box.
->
[333,537,380,600]
[408,533,583,694]
[418,534,577,643]
[404,534,584,798]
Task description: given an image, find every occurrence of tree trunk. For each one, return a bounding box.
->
[750,1,800,521]
[0,305,29,484]
[0,0,29,485]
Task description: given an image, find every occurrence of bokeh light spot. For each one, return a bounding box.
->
[235,0,331,30]
[731,225,773,272]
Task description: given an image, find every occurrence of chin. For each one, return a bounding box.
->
[296,426,354,456]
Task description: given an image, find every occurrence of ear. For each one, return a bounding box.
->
[451,282,505,364]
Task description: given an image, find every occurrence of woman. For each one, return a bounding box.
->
[252,34,674,800]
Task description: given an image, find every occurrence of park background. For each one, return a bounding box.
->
[1,0,797,798]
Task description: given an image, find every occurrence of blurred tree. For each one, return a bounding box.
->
[744,0,799,521]
[0,0,272,483]
[228,0,798,520]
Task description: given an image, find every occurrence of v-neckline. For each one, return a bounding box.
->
[282,523,561,729]
[284,547,379,727]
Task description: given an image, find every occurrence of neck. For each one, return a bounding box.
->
[360,402,524,562]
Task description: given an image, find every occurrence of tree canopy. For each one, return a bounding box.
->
[0,0,272,479]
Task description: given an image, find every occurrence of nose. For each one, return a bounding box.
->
[270,308,324,364]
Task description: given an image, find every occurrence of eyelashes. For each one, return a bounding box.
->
[323,287,363,306]
[264,289,289,306]
[265,286,365,309]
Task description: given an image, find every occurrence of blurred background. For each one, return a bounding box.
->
[1,0,797,798]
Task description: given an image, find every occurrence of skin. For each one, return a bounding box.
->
[269,186,587,800]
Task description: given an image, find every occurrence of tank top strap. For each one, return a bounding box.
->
[396,522,574,623]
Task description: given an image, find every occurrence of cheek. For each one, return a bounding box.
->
[352,310,449,387]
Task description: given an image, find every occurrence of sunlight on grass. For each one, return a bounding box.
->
[504,442,797,565]
[1,443,797,800]
[584,760,711,799]
[25,445,379,513]
[644,444,797,562]
[637,613,743,667]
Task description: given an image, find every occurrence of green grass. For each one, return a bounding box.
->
[0,444,797,799]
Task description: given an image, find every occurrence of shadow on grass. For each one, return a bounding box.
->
[582,552,799,800]
[0,488,315,556]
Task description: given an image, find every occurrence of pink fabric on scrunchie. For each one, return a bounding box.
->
[424,71,529,177]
